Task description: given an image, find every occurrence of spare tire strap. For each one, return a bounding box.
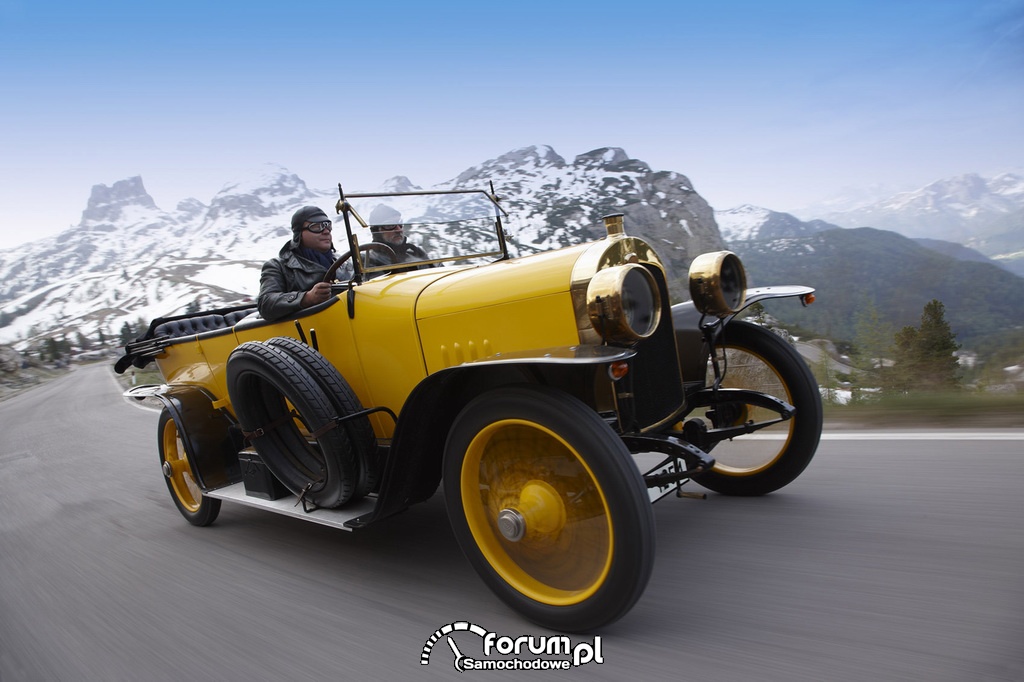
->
[308,417,339,439]
[243,411,340,443]
[295,480,321,513]
[242,410,300,443]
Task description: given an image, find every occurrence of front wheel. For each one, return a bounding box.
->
[444,385,655,632]
[691,320,822,496]
[158,408,221,526]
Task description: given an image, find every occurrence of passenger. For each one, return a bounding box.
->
[257,205,337,322]
[365,204,432,270]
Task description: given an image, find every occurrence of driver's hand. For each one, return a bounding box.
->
[301,282,333,308]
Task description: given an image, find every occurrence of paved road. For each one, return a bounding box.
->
[1,364,1022,681]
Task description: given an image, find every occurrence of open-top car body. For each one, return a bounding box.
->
[118,185,822,631]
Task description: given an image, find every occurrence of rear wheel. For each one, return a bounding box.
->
[158,408,221,526]
[444,385,654,632]
[692,320,822,496]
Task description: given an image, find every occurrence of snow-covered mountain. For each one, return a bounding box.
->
[715,202,1011,273]
[715,205,838,242]
[811,173,1024,274]
[808,173,1023,236]
[721,173,1024,276]
[0,147,723,349]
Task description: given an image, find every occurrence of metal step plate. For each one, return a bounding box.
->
[205,483,377,531]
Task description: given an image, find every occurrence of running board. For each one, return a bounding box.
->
[205,483,377,531]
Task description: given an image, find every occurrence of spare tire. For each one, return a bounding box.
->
[226,341,357,508]
[266,336,379,500]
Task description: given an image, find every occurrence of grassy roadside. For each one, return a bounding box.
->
[824,392,1024,429]
[0,365,68,402]
[112,366,164,390]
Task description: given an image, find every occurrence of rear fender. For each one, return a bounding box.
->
[126,384,242,491]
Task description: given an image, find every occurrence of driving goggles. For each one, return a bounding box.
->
[304,221,333,233]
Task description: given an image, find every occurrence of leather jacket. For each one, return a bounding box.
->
[257,241,331,322]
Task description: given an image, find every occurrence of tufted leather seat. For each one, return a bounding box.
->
[223,309,255,326]
[154,314,228,339]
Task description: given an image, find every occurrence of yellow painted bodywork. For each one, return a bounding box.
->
[416,246,592,373]
[152,235,668,439]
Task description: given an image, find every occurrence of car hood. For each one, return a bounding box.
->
[414,244,592,320]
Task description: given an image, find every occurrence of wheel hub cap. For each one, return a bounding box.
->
[497,509,526,542]
[495,480,567,543]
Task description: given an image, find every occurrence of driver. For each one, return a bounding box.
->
[365,204,432,270]
[257,205,336,322]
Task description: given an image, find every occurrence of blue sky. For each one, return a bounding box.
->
[1,0,1022,249]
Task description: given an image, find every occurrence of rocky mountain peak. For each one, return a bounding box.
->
[716,205,838,242]
[985,172,1024,199]
[573,147,649,173]
[502,144,566,167]
[175,198,207,221]
[816,172,1024,261]
[378,176,422,193]
[452,145,567,186]
[215,163,306,197]
[206,164,315,218]
[80,176,157,225]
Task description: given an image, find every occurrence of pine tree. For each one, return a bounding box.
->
[889,299,961,393]
[915,299,961,389]
[119,321,134,346]
[44,337,60,361]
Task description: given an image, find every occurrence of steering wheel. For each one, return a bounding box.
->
[323,243,399,282]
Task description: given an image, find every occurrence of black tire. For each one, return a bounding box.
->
[443,385,655,632]
[266,336,378,500]
[691,320,822,496]
[226,341,358,508]
[158,408,221,526]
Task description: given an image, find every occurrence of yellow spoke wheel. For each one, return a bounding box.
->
[158,409,220,526]
[444,385,654,632]
[704,343,791,476]
[462,419,611,603]
[693,321,822,496]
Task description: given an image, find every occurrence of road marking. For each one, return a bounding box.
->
[747,431,1024,441]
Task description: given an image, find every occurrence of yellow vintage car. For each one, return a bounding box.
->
[117,186,821,632]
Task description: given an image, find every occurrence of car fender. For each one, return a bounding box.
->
[125,384,242,491]
[345,344,636,529]
[672,285,816,383]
